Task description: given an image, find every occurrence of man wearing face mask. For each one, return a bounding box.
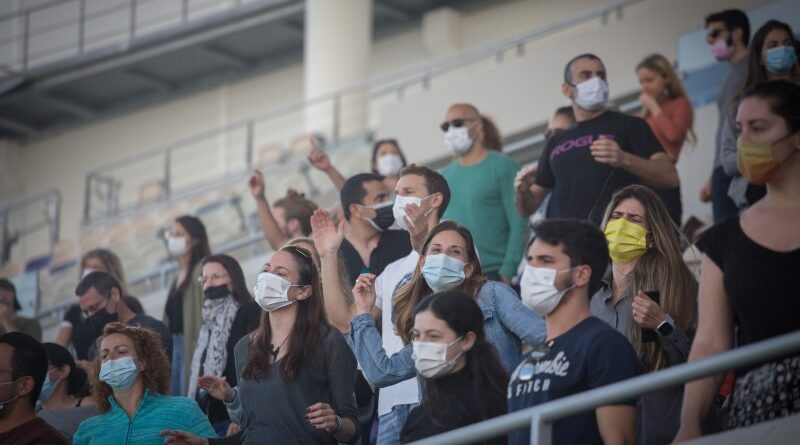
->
[0,332,68,444]
[700,9,750,222]
[525,54,677,227]
[440,103,526,284]
[76,272,122,362]
[509,219,642,445]
[338,173,412,285]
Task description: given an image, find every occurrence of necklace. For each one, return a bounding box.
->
[267,336,289,361]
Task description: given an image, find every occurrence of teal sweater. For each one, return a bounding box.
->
[441,151,526,279]
[73,390,215,445]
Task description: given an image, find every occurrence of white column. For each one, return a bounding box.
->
[304,0,372,142]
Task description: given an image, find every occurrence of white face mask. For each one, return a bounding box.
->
[253,272,299,312]
[573,77,609,112]
[412,336,463,379]
[376,153,404,177]
[392,194,433,232]
[520,265,576,316]
[167,235,189,257]
[443,127,474,156]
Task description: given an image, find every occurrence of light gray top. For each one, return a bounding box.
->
[714,57,748,168]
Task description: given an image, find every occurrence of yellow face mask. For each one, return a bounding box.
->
[736,134,798,185]
[604,218,648,264]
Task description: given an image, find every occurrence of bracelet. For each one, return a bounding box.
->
[333,414,343,434]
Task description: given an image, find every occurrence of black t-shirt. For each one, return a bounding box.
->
[0,417,68,445]
[696,217,800,349]
[63,304,96,360]
[164,290,183,334]
[339,230,412,285]
[507,317,643,445]
[535,111,663,225]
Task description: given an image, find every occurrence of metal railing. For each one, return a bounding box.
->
[1,189,61,266]
[80,0,645,225]
[410,330,800,445]
[0,0,277,76]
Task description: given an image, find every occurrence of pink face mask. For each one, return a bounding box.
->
[710,38,734,61]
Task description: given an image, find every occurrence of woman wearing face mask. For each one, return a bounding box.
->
[187,254,260,436]
[36,343,94,442]
[57,248,128,367]
[400,290,508,444]
[162,244,360,445]
[73,323,214,444]
[350,220,545,390]
[584,184,703,443]
[163,215,211,397]
[719,20,800,210]
[371,139,408,191]
[675,81,800,441]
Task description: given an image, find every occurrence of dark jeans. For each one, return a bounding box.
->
[711,166,739,223]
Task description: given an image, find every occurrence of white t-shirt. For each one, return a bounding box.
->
[374,251,420,416]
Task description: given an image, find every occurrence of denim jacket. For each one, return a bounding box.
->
[350,280,546,388]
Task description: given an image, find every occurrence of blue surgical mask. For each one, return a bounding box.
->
[99,356,139,392]
[421,254,466,292]
[37,372,60,403]
[765,46,798,74]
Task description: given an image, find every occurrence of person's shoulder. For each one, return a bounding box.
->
[695,216,739,253]
[478,280,516,300]
[381,229,412,249]
[382,251,420,276]
[486,150,519,166]
[233,333,253,356]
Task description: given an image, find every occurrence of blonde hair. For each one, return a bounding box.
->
[601,185,697,371]
[81,249,129,294]
[636,54,697,145]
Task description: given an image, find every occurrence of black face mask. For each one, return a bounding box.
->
[203,284,230,300]
[365,201,395,232]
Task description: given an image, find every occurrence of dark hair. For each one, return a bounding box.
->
[398,164,451,219]
[742,80,800,133]
[705,9,750,46]
[75,271,123,299]
[480,115,504,151]
[120,295,145,315]
[413,291,509,426]
[340,173,384,220]
[745,20,797,92]
[0,332,47,409]
[563,53,603,85]
[394,221,487,344]
[170,215,211,299]
[530,219,609,295]
[554,106,576,124]
[201,254,254,305]
[370,139,407,175]
[0,278,20,311]
[243,245,329,382]
[42,342,88,397]
[273,189,318,236]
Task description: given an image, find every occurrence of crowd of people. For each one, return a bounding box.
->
[0,8,798,445]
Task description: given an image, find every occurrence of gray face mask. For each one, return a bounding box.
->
[411,337,464,379]
[572,77,609,112]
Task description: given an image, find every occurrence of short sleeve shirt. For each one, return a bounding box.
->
[507,317,643,445]
[339,230,412,286]
[63,304,98,360]
[535,111,663,225]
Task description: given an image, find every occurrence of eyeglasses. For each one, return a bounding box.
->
[440,118,475,132]
[198,273,229,285]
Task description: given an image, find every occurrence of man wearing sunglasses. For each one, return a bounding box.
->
[524,53,678,226]
[700,9,750,223]
[439,103,527,285]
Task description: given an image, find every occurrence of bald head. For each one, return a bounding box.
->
[447,103,481,119]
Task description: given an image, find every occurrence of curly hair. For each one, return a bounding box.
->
[90,322,171,413]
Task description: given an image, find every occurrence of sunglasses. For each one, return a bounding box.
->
[440,118,475,132]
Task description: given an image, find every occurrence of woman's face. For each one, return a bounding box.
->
[737,96,799,161]
[421,230,475,277]
[99,333,142,372]
[83,256,108,274]
[637,67,667,97]
[201,262,232,293]
[263,250,311,301]
[412,310,470,363]
[609,197,649,230]
[373,142,402,170]
[761,28,794,68]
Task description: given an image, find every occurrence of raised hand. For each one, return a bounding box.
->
[197,375,234,402]
[311,209,345,258]
[352,273,377,316]
[248,170,265,199]
[307,137,333,172]
[403,199,433,254]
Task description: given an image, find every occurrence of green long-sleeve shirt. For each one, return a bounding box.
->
[441,151,526,279]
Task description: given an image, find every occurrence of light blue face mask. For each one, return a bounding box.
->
[37,372,60,403]
[99,356,139,392]
[421,254,466,292]
[765,46,798,74]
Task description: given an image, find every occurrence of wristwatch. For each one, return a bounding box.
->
[656,316,675,336]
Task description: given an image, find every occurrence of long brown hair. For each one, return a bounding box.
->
[242,245,328,382]
[393,221,487,345]
[169,215,211,299]
[745,20,798,93]
[601,185,697,371]
[636,54,697,145]
[480,114,504,151]
[91,323,171,413]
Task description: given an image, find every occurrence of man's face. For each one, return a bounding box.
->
[353,180,391,221]
[395,174,430,199]
[528,239,576,293]
[706,21,731,46]
[567,57,607,87]
[78,287,109,316]
[0,343,21,418]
